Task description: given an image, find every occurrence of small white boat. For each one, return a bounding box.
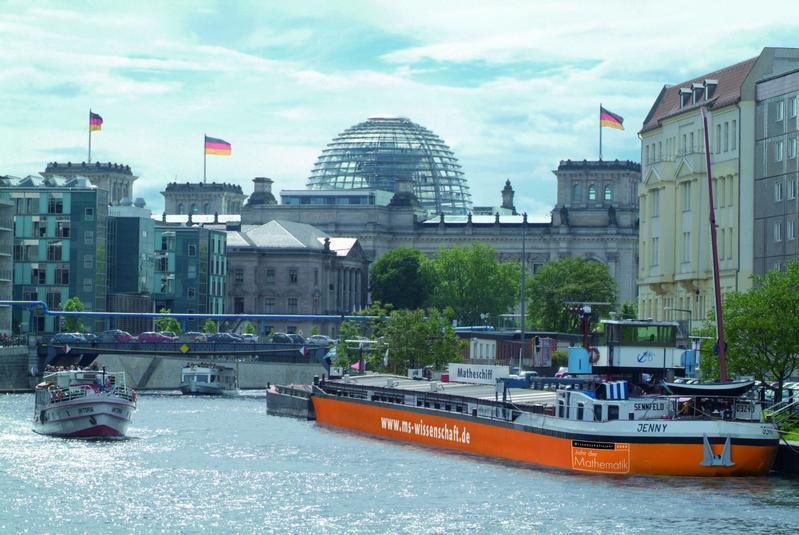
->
[179,364,238,395]
[662,380,755,397]
[33,370,137,438]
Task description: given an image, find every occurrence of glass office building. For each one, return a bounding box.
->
[307,116,472,215]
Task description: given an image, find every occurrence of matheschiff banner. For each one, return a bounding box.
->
[448,363,510,385]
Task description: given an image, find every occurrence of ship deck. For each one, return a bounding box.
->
[331,374,556,405]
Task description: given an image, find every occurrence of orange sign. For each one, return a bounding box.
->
[571,440,630,474]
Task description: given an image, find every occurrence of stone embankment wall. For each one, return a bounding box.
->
[0,346,32,392]
[94,353,325,390]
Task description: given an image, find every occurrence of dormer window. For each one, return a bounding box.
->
[691,83,704,104]
[704,79,718,100]
[679,88,692,108]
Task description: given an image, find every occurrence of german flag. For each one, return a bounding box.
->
[205,135,231,156]
[90,111,103,132]
[600,106,624,130]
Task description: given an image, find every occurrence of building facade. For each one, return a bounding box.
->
[638,47,799,329]
[225,220,369,337]
[0,198,13,333]
[42,161,137,204]
[152,225,227,332]
[162,182,246,216]
[241,162,641,304]
[1,175,108,333]
[754,69,799,275]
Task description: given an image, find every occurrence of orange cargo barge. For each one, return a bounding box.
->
[312,379,778,477]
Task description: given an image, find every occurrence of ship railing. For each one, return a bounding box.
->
[763,398,799,431]
[665,394,763,422]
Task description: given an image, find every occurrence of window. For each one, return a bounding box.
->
[156,257,168,272]
[682,182,691,211]
[657,141,662,160]
[188,264,196,279]
[789,180,797,200]
[588,184,597,201]
[55,220,70,238]
[682,231,690,262]
[681,135,686,154]
[85,207,94,221]
[289,269,298,284]
[776,100,784,121]
[287,297,298,314]
[177,203,184,215]
[790,97,797,118]
[790,138,797,160]
[715,124,721,154]
[651,237,659,266]
[266,268,275,283]
[264,297,275,313]
[788,220,796,241]
[776,141,784,162]
[719,229,725,259]
[608,405,619,421]
[188,287,196,299]
[46,290,61,310]
[46,241,62,261]
[234,268,244,283]
[723,122,729,152]
[651,189,659,217]
[83,254,93,269]
[55,264,69,285]
[47,196,63,214]
[775,181,784,202]
[203,203,209,214]
[731,120,737,150]
[31,267,46,284]
[572,184,582,202]
[727,228,733,259]
[83,278,93,293]
[234,297,244,314]
[188,244,196,257]
[287,326,297,334]
[84,230,94,245]
[774,222,782,242]
[604,185,613,201]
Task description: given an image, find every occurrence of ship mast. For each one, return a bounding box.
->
[700,107,727,382]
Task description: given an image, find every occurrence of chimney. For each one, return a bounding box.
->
[253,176,273,195]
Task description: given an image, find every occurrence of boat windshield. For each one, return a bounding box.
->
[606,324,676,347]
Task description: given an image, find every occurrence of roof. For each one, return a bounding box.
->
[641,57,758,133]
[44,161,133,176]
[152,214,241,224]
[323,237,358,257]
[164,181,244,194]
[229,220,329,250]
[420,214,550,225]
[0,174,97,189]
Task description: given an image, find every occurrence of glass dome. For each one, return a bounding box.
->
[307,116,472,215]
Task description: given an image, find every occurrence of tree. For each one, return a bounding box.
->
[334,302,391,366]
[242,321,256,335]
[62,297,85,332]
[370,247,434,310]
[309,324,320,336]
[202,319,217,333]
[526,257,617,332]
[619,300,638,320]
[427,243,520,325]
[377,308,464,373]
[155,308,181,335]
[700,262,799,401]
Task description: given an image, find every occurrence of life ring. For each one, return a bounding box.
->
[588,347,600,364]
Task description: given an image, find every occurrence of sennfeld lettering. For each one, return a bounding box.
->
[633,402,665,411]
[380,416,470,444]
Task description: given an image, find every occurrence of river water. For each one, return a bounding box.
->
[1,392,797,534]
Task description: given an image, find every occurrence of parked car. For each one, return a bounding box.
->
[83,333,101,344]
[554,366,569,378]
[158,331,178,340]
[137,331,175,343]
[238,333,258,343]
[101,329,134,343]
[308,335,334,347]
[287,333,306,345]
[51,332,86,345]
[180,332,207,342]
[207,332,241,343]
[270,333,292,344]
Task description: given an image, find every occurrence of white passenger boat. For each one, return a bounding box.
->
[179,364,238,395]
[33,370,137,438]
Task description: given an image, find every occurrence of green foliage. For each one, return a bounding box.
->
[551,351,568,368]
[242,321,256,335]
[427,243,520,326]
[202,319,217,334]
[62,297,85,332]
[526,257,617,332]
[701,262,799,401]
[309,324,320,337]
[334,302,391,366]
[155,308,181,335]
[619,300,638,320]
[370,247,433,310]
[378,308,464,373]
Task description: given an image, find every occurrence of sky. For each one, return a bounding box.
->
[1,0,797,218]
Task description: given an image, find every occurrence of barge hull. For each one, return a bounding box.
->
[312,395,777,476]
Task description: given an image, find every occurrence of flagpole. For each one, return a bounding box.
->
[203,133,207,183]
[599,104,603,161]
[88,109,92,164]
